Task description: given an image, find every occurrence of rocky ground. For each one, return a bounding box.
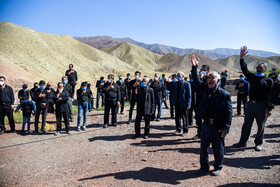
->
[0,96,279,187]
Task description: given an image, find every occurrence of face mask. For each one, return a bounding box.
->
[0,81,4,86]
[135,75,139,79]
[62,80,67,84]
[154,77,159,81]
[209,83,217,91]
[24,100,29,103]
[82,87,87,91]
[58,88,63,91]
[177,76,182,81]
[127,76,130,79]
[108,79,112,83]
[255,72,265,77]
[22,89,27,92]
[172,79,176,82]
[240,77,245,81]
[189,79,193,82]
[119,80,122,83]
[40,85,45,89]
[34,85,38,89]
[141,82,147,87]
[48,87,51,89]
[272,71,275,73]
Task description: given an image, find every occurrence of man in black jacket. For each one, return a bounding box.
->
[62,76,74,122]
[30,82,38,114]
[18,84,29,104]
[270,77,280,105]
[235,74,250,115]
[96,76,105,109]
[233,46,274,151]
[65,64,78,98]
[46,82,55,113]
[103,74,121,128]
[33,80,49,133]
[54,82,71,136]
[124,73,131,102]
[134,77,155,139]
[151,73,166,121]
[0,76,15,134]
[117,77,128,114]
[192,55,232,176]
[128,71,141,124]
[268,68,278,82]
[188,74,196,126]
[220,72,227,89]
[76,82,91,131]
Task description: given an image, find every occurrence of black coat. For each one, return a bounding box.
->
[151,81,166,100]
[54,90,70,113]
[136,87,155,115]
[195,87,232,133]
[33,88,49,107]
[102,82,121,102]
[18,89,30,101]
[77,88,91,102]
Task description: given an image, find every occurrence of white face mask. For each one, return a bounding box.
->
[0,81,4,86]
[154,77,159,81]
[108,79,112,83]
[58,88,63,91]
[135,75,139,79]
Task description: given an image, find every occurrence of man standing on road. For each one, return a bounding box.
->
[233,46,274,151]
[235,74,250,116]
[65,64,78,98]
[124,73,131,102]
[0,76,15,134]
[128,71,141,124]
[96,76,105,109]
[62,76,74,122]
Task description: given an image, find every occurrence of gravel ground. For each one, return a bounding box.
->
[0,96,279,187]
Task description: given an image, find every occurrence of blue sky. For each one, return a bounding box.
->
[0,0,279,53]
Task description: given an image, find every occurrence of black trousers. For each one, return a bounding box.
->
[129,98,137,120]
[70,83,76,98]
[0,105,15,131]
[135,110,151,135]
[56,112,70,132]
[96,91,104,108]
[188,105,194,126]
[169,96,174,117]
[120,94,125,113]
[127,89,132,102]
[34,106,48,132]
[239,100,267,146]
[237,93,248,115]
[104,99,118,125]
[175,103,189,133]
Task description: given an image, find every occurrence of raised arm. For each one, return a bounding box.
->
[190,55,204,86]
[240,46,253,78]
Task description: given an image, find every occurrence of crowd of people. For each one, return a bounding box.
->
[0,46,280,176]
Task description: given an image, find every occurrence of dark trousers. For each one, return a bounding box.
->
[188,105,194,126]
[70,83,76,98]
[104,99,118,125]
[119,95,125,113]
[237,93,248,115]
[169,95,174,117]
[127,89,132,102]
[96,91,104,108]
[196,119,202,136]
[56,112,70,132]
[0,105,15,131]
[34,106,48,132]
[200,122,225,170]
[135,110,151,135]
[129,98,137,120]
[175,103,189,133]
[239,100,267,146]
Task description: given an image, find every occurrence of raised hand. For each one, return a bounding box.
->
[240,46,248,59]
[191,55,199,66]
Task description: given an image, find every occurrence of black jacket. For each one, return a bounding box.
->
[77,88,91,102]
[20,101,33,117]
[270,81,280,105]
[221,77,227,89]
[30,88,37,100]
[118,83,128,98]
[33,88,49,107]
[18,89,30,101]
[45,87,55,100]
[63,83,72,98]
[124,78,131,90]
[191,66,208,106]
[65,69,78,84]
[136,86,155,115]
[96,80,105,92]
[129,79,141,100]
[195,87,232,133]
[102,82,121,101]
[0,85,15,105]
[54,90,70,113]
[151,81,166,100]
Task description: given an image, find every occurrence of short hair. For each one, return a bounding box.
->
[62,76,67,80]
[81,82,87,87]
[57,82,63,87]
[69,64,74,68]
[143,77,149,82]
[108,74,114,79]
[272,68,276,71]
[202,65,210,71]
[127,73,130,76]
[154,73,160,77]
[23,84,28,89]
[162,74,165,77]
[0,76,6,80]
[178,71,185,76]
[33,82,38,86]
[100,76,104,80]
[135,71,141,75]
[221,72,225,75]
[39,80,45,85]
[256,62,268,69]
[208,71,221,80]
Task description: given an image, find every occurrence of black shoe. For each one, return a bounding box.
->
[170,116,174,119]
[192,134,201,140]
[127,119,131,124]
[11,129,16,133]
[103,124,108,128]
[0,130,4,135]
[133,134,141,139]
[42,129,47,133]
[195,168,209,175]
[33,131,39,134]
[70,119,74,122]
[233,142,246,148]
[212,169,222,176]
[143,135,148,139]
[120,112,124,115]
[112,123,117,127]
[156,118,160,122]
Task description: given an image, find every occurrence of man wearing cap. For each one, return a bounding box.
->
[233,46,274,151]
[0,76,15,134]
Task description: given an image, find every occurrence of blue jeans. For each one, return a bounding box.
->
[32,100,36,114]
[77,102,88,127]
[200,122,225,171]
[155,99,162,119]
[22,116,31,131]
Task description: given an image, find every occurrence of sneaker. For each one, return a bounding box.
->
[192,134,201,140]
[54,131,61,136]
[195,168,209,175]
[21,130,25,134]
[212,169,222,176]
[182,132,188,137]
[127,119,131,124]
[28,130,32,133]
[33,131,39,134]
[42,129,47,133]
[82,126,87,131]
[103,124,108,128]
[233,142,247,148]
[156,118,160,122]
[66,131,72,134]
[77,126,81,131]
[255,144,262,151]
[11,129,16,133]
[143,135,148,139]
[174,130,181,135]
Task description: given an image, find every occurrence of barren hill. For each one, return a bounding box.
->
[216,55,280,71]
[0,22,134,86]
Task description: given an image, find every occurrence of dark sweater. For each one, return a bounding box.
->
[0,85,15,105]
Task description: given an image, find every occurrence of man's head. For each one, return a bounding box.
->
[256,62,268,74]
[127,73,130,78]
[22,84,28,89]
[189,74,192,79]
[177,71,184,81]
[201,65,210,72]
[108,74,114,83]
[0,76,6,87]
[57,82,64,89]
[62,76,67,84]
[141,77,149,87]
[69,64,74,70]
[33,82,39,89]
[162,74,165,78]
[221,72,225,77]
[207,72,220,90]
[272,68,276,73]
[39,80,46,89]
[100,76,104,80]
[47,82,52,88]
[154,73,160,81]
[135,71,141,79]
[81,82,87,90]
